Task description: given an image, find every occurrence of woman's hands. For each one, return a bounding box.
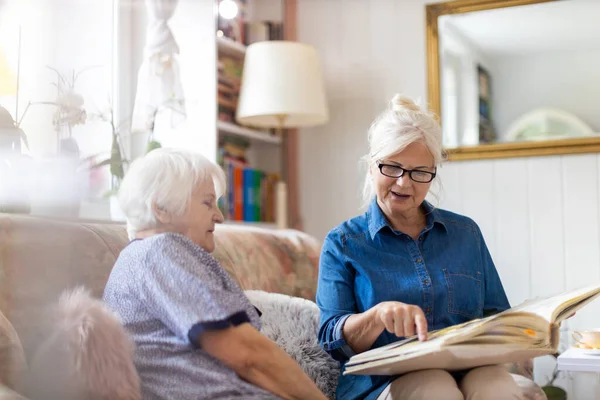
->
[342,301,429,355]
[375,301,428,341]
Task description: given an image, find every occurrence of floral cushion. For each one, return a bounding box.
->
[213,225,321,300]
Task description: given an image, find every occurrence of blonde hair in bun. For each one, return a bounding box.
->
[391,94,421,113]
[361,94,445,206]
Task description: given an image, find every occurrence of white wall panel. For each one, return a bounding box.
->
[493,158,531,305]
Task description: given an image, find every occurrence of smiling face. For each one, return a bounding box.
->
[168,179,224,253]
[371,141,436,223]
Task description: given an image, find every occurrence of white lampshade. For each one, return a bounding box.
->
[236,41,328,128]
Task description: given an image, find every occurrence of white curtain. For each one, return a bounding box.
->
[131,0,185,134]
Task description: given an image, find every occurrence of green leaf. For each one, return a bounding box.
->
[146,140,162,153]
[103,188,118,198]
[90,159,112,169]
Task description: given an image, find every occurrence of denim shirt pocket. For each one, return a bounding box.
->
[442,267,483,319]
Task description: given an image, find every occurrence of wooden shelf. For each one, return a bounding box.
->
[217,36,246,57]
[217,120,282,145]
[221,220,278,230]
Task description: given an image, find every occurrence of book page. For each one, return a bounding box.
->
[505,283,600,322]
[347,284,600,371]
[345,344,555,376]
[347,315,515,365]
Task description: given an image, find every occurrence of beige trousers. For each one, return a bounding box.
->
[376,366,524,400]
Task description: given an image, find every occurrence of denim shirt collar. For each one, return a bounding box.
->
[367,197,447,239]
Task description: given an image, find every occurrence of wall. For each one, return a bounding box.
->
[297,0,428,239]
[297,0,600,396]
[492,50,600,139]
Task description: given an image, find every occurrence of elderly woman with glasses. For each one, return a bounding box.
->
[103,148,327,400]
[316,95,523,400]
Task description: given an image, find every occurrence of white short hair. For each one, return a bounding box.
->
[362,94,445,206]
[118,148,226,239]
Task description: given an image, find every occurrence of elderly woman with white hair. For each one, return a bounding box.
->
[316,96,524,400]
[103,148,327,400]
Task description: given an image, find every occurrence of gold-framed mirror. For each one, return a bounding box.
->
[426,0,600,161]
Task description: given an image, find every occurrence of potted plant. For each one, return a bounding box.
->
[84,105,163,220]
[82,107,128,220]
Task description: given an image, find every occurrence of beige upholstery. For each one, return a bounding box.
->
[0,215,127,358]
[0,214,320,359]
[0,213,545,399]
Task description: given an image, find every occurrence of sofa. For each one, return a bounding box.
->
[0,213,546,399]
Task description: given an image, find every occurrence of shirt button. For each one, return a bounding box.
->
[423,279,429,285]
[419,236,424,241]
[425,308,431,313]
[324,344,329,349]
[416,258,422,263]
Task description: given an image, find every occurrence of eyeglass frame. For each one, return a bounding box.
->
[376,161,437,183]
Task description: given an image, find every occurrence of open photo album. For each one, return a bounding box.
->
[344,283,600,376]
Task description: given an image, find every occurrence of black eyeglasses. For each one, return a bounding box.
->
[377,162,437,183]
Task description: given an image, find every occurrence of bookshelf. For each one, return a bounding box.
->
[217,120,282,145]
[215,0,286,228]
[216,35,246,57]
[221,220,278,230]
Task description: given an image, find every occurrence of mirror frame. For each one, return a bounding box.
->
[426,0,600,161]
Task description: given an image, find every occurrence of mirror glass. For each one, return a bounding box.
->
[438,0,600,149]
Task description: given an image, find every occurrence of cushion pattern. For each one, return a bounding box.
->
[214,226,321,299]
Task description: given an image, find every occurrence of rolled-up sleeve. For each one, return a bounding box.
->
[316,229,357,362]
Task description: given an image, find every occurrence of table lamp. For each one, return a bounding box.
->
[236,41,328,131]
[236,41,328,229]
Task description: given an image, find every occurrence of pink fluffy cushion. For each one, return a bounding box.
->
[24,287,141,400]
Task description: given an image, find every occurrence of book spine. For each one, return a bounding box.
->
[226,159,235,220]
[243,168,255,221]
[254,170,263,222]
[234,166,243,221]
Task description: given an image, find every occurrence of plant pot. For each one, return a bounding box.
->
[59,137,80,159]
[542,386,567,400]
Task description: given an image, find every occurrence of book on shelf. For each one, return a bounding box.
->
[245,21,284,44]
[217,138,279,224]
[220,159,279,224]
[217,54,243,122]
[344,283,600,376]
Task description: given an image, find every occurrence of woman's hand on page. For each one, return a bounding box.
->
[375,302,428,341]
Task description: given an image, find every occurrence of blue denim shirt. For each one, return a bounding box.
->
[316,199,510,400]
